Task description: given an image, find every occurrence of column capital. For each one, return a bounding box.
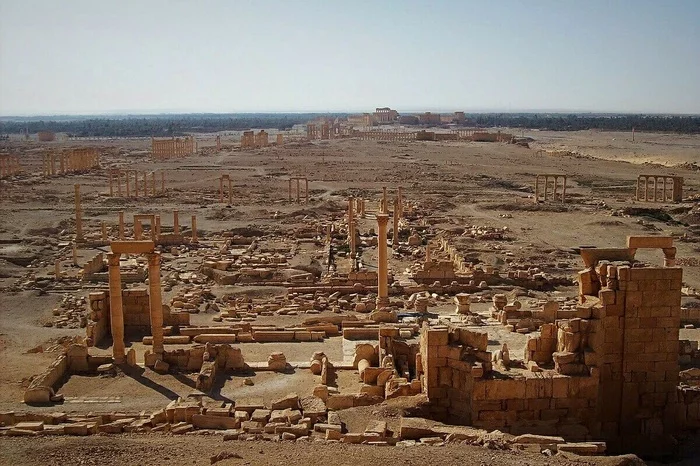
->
[107,252,121,266]
[147,252,161,266]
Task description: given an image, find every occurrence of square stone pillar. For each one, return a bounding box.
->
[376,213,390,308]
[107,253,126,363]
[191,215,198,242]
[147,253,165,355]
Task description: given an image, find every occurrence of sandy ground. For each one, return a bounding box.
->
[0,129,699,463]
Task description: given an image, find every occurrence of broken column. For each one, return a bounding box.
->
[191,215,198,242]
[376,213,389,309]
[454,293,471,314]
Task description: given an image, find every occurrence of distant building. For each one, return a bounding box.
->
[418,112,441,125]
[347,113,373,126]
[398,115,420,125]
[373,107,398,125]
[37,131,56,142]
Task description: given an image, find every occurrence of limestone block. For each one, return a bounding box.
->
[276,425,310,437]
[399,417,436,440]
[313,385,329,401]
[251,409,271,423]
[14,421,44,432]
[240,420,264,433]
[299,396,326,420]
[267,352,287,371]
[326,394,354,410]
[191,414,239,430]
[271,393,299,410]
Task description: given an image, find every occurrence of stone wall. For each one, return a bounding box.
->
[24,344,111,404]
[85,289,189,346]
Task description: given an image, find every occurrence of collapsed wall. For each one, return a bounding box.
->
[419,238,689,456]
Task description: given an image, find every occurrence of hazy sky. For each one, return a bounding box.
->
[1,0,699,115]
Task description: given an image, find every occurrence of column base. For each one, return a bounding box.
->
[376,297,390,309]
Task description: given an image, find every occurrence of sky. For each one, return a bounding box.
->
[1,0,699,116]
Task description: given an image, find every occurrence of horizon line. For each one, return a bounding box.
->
[2,109,699,119]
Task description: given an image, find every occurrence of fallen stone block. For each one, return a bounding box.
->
[271,393,299,410]
[326,394,354,410]
[557,442,604,456]
[14,421,44,432]
[192,414,239,430]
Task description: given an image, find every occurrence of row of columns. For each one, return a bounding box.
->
[151,136,196,159]
[42,149,99,176]
[535,174,567,203]
[108,170,165,197]
[288,177,309,203]
[0,156,21,177]
[636,175,683,203]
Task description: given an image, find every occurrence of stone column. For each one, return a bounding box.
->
[118,211,125,239]
[109,171,114,196]
[147,253,165,355]
[161,172,165,194]
[101,221,107,241]
[173,210,180,235]
[425,244,431,263]
[125,171,131,197]
[288,179,292,201]
[107,253,126,363]
[220,177,224,202]
[134,171,139,197]
[392,197,399,245]
[553,176,558,200]
[661,177,667,202]
[397,186,403,218]
[117,171,122,197]
[348,197,356,259]
[382,186,388,213]
[663,247,677,267]
[155,215,161,238]
[305,178,309,204]
[562,176,567,203]
[191,215,198,242]
[376,214,390,309]
[152,172,157,196]
[535,175,540,203]
[228,179,233,204]
[134,220,142,240]
[543,176,548,201]
[54,260,61,280]
[143,172,148,196]
[74,184,83,241]
[296,179,301,203]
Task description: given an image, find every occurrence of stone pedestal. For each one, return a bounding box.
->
[454,293,471,314]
